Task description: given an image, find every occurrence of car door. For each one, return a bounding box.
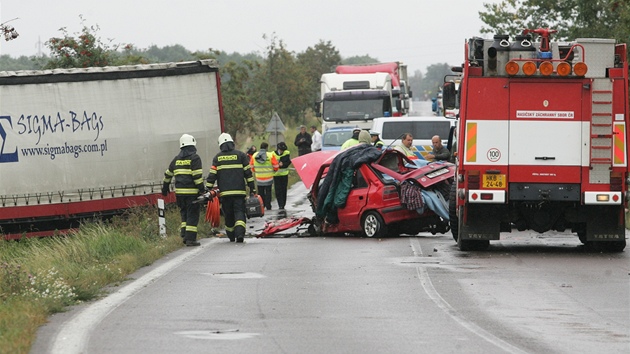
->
[336,166,370,231]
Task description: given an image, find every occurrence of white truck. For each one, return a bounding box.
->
[317,72,393,132]
[0,60,224,238]
[335,62,411,116]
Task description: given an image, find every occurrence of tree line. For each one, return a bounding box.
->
[0,1,628,141]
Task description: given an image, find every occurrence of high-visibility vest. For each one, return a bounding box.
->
[273,150,291,177]
[395,144,418,159]
[251,151,278,186]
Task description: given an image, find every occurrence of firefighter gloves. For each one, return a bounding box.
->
[161,183,170,196]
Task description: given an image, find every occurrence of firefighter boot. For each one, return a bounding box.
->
[185,239,201,247]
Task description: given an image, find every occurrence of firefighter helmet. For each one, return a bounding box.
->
[218,132,233,145]
[179,134,196,148]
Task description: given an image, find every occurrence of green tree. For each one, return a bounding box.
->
[418,63,453,100]
[408,69,425,100]
[221,60,261,141]
[479,0,630,42]
[342,55,379,65]
[297,40,342,104]
[252,33,311,126]
[44,16,116,69]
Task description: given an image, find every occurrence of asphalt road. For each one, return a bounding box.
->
[31,180,630,354]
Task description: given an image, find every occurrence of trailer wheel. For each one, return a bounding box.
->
[449,183,458,241]
[362,211,387,238]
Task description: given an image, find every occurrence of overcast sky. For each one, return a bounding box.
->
[0,0,498,74]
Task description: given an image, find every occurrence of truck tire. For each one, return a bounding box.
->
[436,179,451,201]
[449,183,458,241]
[362,211,388,238]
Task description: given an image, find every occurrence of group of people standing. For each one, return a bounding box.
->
[294,125,322,156]
[249,141,291,212]
[162,132,292,246]
[162,127,453,247]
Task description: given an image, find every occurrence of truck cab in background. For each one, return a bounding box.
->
[317,72,393,133]
[335,62,411,116]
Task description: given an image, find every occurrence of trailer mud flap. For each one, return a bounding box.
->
[460,204,501,240]
[585,206,625,242]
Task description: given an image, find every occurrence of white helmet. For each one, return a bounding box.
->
[179,134,196,148]
[218,132,233,145]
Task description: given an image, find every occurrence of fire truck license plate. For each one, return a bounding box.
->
[483,174,505,188]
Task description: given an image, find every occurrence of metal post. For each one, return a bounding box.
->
[158,198,166,237]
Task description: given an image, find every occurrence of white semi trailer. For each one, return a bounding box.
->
[0,60,224,238]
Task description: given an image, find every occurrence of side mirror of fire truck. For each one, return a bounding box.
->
[443,81,457,111]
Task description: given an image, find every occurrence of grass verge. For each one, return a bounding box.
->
[0,205,215,354]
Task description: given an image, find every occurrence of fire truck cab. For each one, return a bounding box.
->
[446,29,628,252]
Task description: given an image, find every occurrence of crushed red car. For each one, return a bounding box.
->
[292,145,454,238]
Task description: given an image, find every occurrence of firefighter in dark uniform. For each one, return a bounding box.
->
[162,134,204,246]
[205,133,256,243]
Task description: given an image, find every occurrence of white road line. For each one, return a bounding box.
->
[409,237,528,354]
[50,239,219,354]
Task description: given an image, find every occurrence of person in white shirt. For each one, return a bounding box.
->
[310,125,322,151]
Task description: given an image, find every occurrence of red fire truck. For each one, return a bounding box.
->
[444,29,628,251]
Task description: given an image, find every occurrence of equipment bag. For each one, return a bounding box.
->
[245,194,264,218]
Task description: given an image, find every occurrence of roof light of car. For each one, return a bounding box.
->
[556,62,571,76]
[522,61,537,76]
[539,61,554,76]
[426,168,449,178]
[573,62,588,76]
[505,61,519,76]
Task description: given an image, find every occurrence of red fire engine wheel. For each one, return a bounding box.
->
[205,198,221,227]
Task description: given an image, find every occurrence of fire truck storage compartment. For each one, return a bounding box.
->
[569,38,616,77]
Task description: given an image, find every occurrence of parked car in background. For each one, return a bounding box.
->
[321,126,357,151]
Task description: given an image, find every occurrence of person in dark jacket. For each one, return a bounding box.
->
[294,125,312,156]
[246,145,257,159]
[425,135,450,161]
[272,141,292,210]
[205,133,256,243]
[162,134,204,246]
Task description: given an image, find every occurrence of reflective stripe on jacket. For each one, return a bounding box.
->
[163,147,204,195]
[206,148,255,197]
[251,151,279,186]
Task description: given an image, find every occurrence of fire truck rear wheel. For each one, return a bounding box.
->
[362,211,387,238]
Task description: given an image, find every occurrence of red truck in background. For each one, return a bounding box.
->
[335,62,411,116]
[445,29,628,252]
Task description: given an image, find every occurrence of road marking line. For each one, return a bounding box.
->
[50,239,220,354]
[409,237,527,354]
